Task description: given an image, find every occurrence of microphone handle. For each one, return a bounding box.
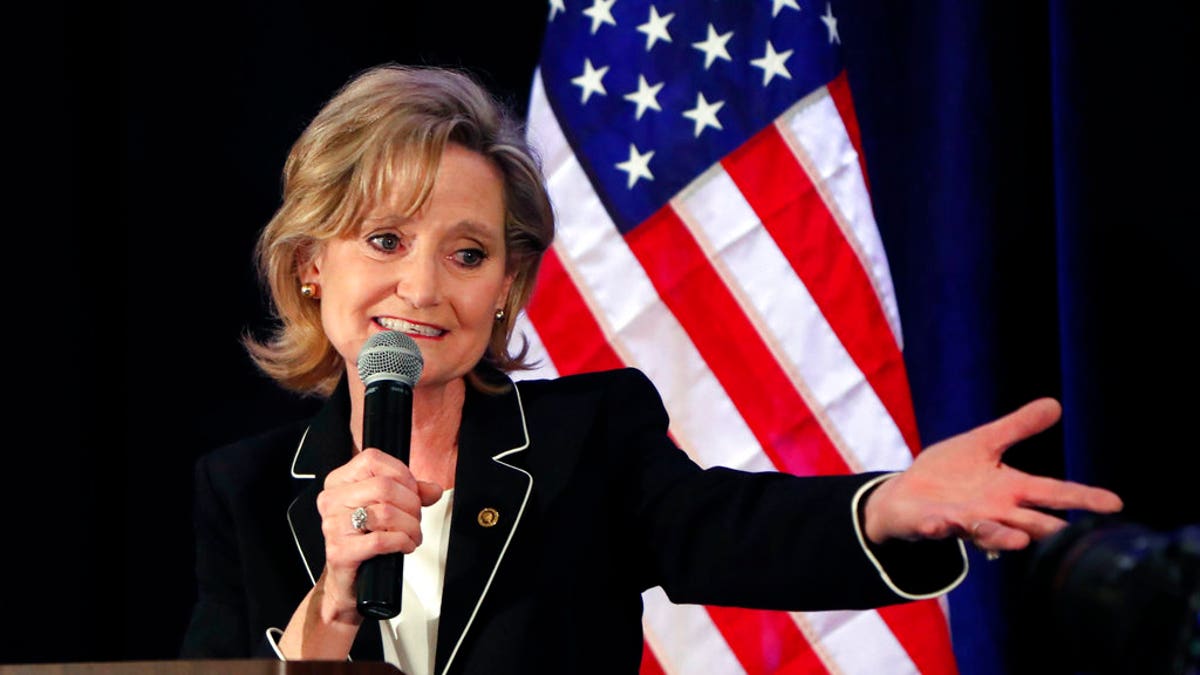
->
[356,379,414,620]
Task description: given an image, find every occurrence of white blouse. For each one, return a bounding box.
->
[380,488,455,675]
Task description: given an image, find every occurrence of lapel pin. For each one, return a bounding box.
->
[477,507,500,528]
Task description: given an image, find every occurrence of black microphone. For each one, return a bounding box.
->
[354,330,424,620]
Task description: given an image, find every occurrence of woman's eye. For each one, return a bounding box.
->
[454,248,488,267]
[367,233,402,252]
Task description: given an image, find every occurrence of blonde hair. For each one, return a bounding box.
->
[245,64,554,396]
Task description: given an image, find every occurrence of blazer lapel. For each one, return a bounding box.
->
[284,378,384,659]
[435,376,533,674]
[286,377,354,583]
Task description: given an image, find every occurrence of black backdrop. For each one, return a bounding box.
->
[6,1,1198,671]
[10,0,547,663]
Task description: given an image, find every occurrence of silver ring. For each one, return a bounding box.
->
[985,550,1001,561]
[351,506,369,533]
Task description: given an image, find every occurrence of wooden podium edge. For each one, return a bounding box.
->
[0,660,402,675]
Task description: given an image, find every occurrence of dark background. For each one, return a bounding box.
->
[6,1,1197,673]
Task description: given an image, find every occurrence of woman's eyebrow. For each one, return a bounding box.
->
[447,219,504,242]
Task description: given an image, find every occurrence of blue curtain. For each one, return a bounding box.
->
[838,1,1198,672]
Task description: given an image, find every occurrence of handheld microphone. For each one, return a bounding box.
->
[354,330,424,620]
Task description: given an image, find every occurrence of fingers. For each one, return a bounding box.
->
[310,450,445,625]
[325,447,420,493]
[317,449,447,568]
[1016,474,1124,513]
[976,398,1062,462]
[967,519,1032,552]
[318,474,424,522]
[963,471,1120,551]
[332,528,424,559]
[320,483,426,600]
[998,507,1069,541]
[331,502,422,539]
[417,480,445,507]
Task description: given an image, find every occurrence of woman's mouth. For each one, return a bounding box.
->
[376,317,447,338]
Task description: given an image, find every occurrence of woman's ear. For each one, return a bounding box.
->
[498,272,516,313]
[296,244,323,285]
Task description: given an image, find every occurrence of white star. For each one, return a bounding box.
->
[623,75,664,120]
[682,92,725,137]
[615,143,655,188]
[571,59,609,104]
[821,2,840,44]
[583,0,617,34]
[548,0,565,21]
[691,23,734,70]
[771,0,800,17]
[637,5,675,51]
[750,41,794,86]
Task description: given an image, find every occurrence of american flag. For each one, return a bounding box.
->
[514,1,957,673]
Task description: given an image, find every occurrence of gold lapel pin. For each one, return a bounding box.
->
[477,507,500,528]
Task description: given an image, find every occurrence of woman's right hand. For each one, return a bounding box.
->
[278,448,444,659]
[317,447,445,625]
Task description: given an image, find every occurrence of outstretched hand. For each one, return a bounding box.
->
[862,398,1123,553]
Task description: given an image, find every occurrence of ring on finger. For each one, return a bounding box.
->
[351,506,370,533]
[970,522,1000,561]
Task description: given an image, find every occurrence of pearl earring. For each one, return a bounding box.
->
[300,283,318,299]
[494,308,505,321]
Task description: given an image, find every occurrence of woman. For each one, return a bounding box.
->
[181,64,1122,674]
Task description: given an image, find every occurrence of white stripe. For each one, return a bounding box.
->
[674,166,911,473]
[797,610,917,675]
[509,311,559,382]
[780,90,904,348]
[529,70,771,475]
[642,587,746,675]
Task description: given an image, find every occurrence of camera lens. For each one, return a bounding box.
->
[1024,517,1199,675]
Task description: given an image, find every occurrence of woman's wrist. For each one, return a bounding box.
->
[860,474,898,545]
[278,576,363,660]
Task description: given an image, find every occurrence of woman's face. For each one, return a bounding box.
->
[304,143,513,390]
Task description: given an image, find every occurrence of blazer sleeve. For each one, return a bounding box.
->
[179,452,279,659]
[608,368,965,611]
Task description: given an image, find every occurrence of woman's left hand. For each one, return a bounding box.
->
[862,398,1123,552]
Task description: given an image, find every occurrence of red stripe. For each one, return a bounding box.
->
[706,606,829,675]
[526,246,625,374]
[627,206,853,477]
[721,126,922,456]
[876,601,960,675]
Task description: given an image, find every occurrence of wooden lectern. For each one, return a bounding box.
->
[0,661,402,675]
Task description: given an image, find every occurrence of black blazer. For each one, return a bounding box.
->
[181,367,965,674]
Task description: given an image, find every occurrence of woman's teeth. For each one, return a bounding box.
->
[377,317,446,337]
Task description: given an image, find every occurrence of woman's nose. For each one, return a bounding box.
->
[396,255,442,308]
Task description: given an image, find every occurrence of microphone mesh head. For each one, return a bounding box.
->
[356,330,424,386]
